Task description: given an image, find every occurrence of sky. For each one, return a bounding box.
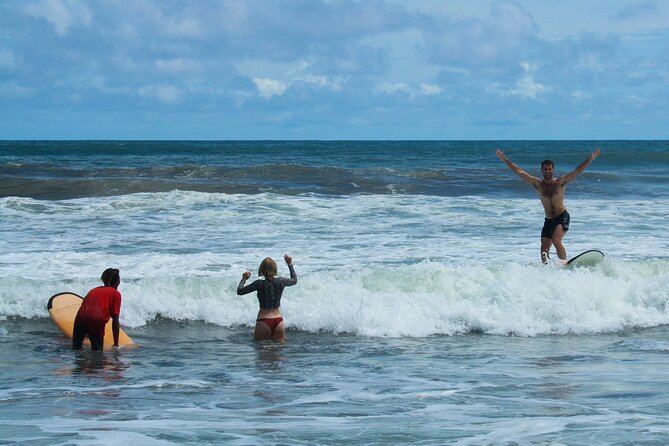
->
[1,0,668,140]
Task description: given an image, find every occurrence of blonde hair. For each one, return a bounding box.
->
[258,257,277,278]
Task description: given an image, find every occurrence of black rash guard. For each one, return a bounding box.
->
[237,264,297,309]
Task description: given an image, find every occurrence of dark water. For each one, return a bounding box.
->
[1,140,667,199]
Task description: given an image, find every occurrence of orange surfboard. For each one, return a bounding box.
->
[47,292,133,348]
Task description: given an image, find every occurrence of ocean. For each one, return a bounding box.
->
[1,140,668,445]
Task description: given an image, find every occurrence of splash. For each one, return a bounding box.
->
[3,259,668,337]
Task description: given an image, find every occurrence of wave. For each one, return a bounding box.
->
[2,164,664,200]
[3,259,668,337]
[0,164,451,199]
[3,139,669,199]
[1,191,666,262]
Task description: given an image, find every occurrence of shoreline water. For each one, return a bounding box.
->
[2,318,669,444]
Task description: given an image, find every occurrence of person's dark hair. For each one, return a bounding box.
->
[541,160,554,168]
[101,268,120,287]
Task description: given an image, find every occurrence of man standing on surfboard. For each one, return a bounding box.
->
[496,148,601,264]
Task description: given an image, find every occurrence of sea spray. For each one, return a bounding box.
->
[4,259,668,337]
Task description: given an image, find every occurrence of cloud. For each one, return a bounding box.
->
[214,0,414,44]
[570,91,589,101]
[424,0,538,70]
[375,82,413,96]
[248,60,349,99]
[23,0,92,36]
[139,84,183,104]
[163,17,204,39]
[0,80,34,98]
[155,58,204,75]
[294,75,347,91]
[252,73,347,99]
[0,1,667,138]
[509,74,545,98]
[511,62,545,98]
[375,82,443,98]
[420,83,442,96]
[538,32,620,86]
[253,78,288,98]
[488,62,545,98]
[611,1,658,20]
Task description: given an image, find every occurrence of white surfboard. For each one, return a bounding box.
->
[566,250,604,268]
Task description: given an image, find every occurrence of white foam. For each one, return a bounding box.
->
[1,192,667,336]
[4,257,668,337]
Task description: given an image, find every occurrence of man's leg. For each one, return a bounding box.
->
[89,333,104,351]
[72,323,86,350]
[541,237,552,264]
[552,225,567,261]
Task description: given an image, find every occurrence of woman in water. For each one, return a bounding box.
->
[237,255,297,342]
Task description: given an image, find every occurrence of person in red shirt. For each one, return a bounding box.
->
[72,268,122,351]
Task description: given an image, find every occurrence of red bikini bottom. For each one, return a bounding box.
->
[256,317,284,333]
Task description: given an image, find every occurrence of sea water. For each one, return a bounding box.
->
[1,140,668,445]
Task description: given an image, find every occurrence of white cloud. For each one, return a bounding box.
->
[155,58,204,74]
[139,84,183,104]
[489,62,546,99]
[376,82,443,97]
[1,1,668,138]
[253,78,288,98]
[295,75,347,91]
[286,62,348,90]
[510,74,545,98]
[420,83,442,96]
[250,68,347,98]
[23,0,92,36]
[611,0,659,20]
[575,53,608,72]
[570,91,589,101]
[375,82,413,95]
[424,0,538,68]
[166,18,204,39]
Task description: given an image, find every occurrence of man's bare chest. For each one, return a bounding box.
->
[539,181,562,198]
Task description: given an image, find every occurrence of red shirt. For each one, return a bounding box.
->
[75,286,122,323]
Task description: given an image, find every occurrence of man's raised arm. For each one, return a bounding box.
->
[559,148,601,185]
[496,149,539,184]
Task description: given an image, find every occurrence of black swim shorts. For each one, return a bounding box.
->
[72,321,105,351]
[541,210,570,239]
